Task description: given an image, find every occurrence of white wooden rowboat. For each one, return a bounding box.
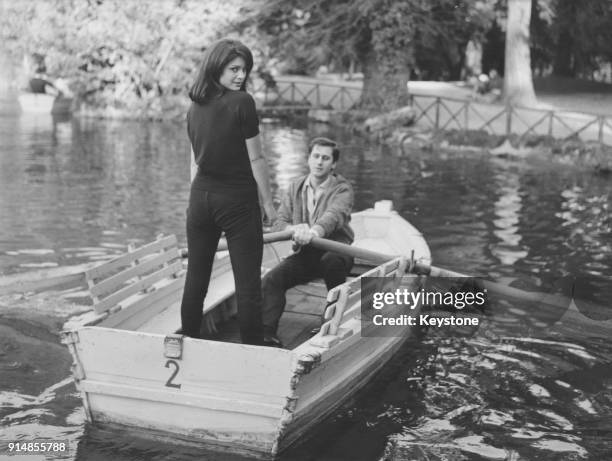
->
[62,200,431,458]
[18,93,73,115]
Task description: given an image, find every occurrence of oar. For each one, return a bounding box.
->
[0,262,97,295]
[307,236,586,313]
[217,229,293,251]
[181,230,294,257]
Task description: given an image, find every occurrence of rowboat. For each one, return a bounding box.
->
[18,92,73,115]
[61,200,431,458]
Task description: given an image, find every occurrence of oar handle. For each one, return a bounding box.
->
[309,237,395,265]
[309,236,573,307]
[187,231,588,314]
[412,261,466,278]
[314,236,605,317]
[181,229,294,257]
[218,229,293,251]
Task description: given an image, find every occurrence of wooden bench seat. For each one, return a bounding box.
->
[309,256,408,348]
[140,263,236,335]
[81,234,391,348]
[80,235,183,331]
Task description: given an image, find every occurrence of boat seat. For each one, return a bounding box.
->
[83,235,185,331]
[308,256,408,349]
[136,254,236,335]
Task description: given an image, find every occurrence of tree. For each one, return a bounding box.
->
[0,0,252,118]
[524,0,612,80]
[503,0,537,106]
[551,0,612,78]
[250,0,493,112]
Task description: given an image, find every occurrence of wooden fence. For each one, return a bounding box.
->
[251,76,612,147]
[410,93,612,147]
[252,77,361,112]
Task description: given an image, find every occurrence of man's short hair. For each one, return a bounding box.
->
[309,137,340,162]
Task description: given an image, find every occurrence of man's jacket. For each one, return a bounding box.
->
[274,173,354,244]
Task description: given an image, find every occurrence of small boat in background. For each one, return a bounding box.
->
[61,201,431,458]
[18,92,73,115]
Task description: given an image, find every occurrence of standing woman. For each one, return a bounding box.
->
[181,39,277,345]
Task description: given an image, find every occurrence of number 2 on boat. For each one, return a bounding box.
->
[164,360,181,389]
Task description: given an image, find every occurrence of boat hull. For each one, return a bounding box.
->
[67,304,422,457]
[66,327,293,456]
[278,318,422,453]
[63,203,431,457]
[18,93,73,115]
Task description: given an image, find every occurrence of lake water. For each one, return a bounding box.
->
[1,93,611,460]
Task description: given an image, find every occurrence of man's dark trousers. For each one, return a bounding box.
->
[262,245,353,336]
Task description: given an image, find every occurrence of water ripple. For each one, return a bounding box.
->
[1,108,611,460]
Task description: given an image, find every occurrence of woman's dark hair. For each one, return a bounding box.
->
[189,39,254,104]
[309,137,340,162]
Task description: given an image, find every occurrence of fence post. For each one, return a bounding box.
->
[505,105,513,137]
[435,97,440,131]
[548,111,554,137]
[598,116,604,146]
[464,100,469,131]
[316,84,320,107]
[340,88,345,110]
[291,82,295,103]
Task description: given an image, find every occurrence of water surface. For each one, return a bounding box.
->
[1,94,611,460]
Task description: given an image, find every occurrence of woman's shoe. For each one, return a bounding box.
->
[263,333,283,348]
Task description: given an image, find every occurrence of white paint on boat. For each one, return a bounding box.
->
[18,93,73,115]
[62,203,431,457]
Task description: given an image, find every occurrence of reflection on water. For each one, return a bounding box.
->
[262,124,308,191]
[491,166,528,266]
[1,93,611,460]
[386,332,612,460]
[558,185,612,278]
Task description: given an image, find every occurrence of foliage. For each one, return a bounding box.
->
[549,0,612,78]
[411,0,495,80]
[251,0,494,79]
[2,0,609,117]
[512,0,612,79]
[0,0,253,118]
[249,0,495,110]
[481,19,505,74]
[529,0,554,76]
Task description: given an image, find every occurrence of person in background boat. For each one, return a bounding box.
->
[261,137,354,347]
[181,38,277,345]
[28,62,61,97]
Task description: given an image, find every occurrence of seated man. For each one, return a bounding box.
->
[28,63,60,96]
[262,137,355,347]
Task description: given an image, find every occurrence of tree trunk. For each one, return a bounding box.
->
[552,0,576,77]
[503,0,537,107]
[553,30,574,77]
[359,47,411,112]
